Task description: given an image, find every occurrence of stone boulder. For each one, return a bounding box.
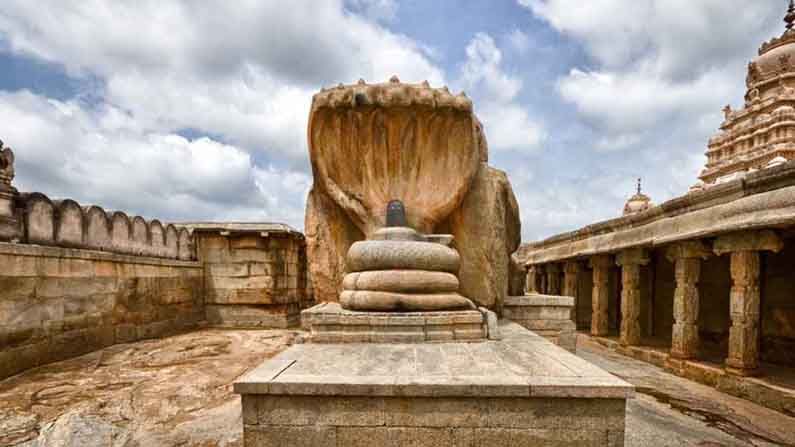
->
[304,78,521,309]
[442,163,522,309]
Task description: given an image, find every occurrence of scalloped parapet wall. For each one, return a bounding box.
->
[15,192,196,261]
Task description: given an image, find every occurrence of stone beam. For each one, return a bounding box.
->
[589,255,613,336]
[616,248,650,347]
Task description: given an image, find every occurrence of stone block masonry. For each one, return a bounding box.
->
[236,322,632,447]
[189,223,310,329]
[503,294,576,352]
[0,242,203,380]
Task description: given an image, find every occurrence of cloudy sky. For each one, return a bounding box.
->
[0,0,789,241]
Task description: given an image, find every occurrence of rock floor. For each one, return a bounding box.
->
[1,328,794,446]
[0,328,302,446]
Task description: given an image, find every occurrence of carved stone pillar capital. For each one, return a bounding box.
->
[665,240,711,262]
[713,230,783,256]
[589,254,613,269]
[616,247,650,267]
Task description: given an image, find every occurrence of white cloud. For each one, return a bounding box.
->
[457,33,545,152]
[0,0,445,163]
[0,90,311,227]
[0,0,446,229]
[558,67,735,147]
[508,29,531,54]
[345,0,399,23]
[521,0,785,145]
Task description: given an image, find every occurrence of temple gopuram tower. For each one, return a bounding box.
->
[700,1,795,185]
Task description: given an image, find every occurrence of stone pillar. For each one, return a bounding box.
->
[562,261,581,323]
[589,255,612,336]
[665,241,711,360]
[715,230,783,375]
[537,265,547,294]
[0,141,20,242]
[546,263,561,295]
[616,248,650,347]
[525,265,539,294]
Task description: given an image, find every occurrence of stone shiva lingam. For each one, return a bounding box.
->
[340,200,475,312]
[301,199,492,343]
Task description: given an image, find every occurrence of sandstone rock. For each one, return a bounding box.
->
[304,79,521,310]
[343,270,459,293]
[443,164,521,309]
[308,80,480,236]
[346,240,460,273]
[340,291,475,311]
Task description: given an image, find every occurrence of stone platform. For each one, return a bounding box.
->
[504,294,577,352]
[301,302,498,343]
[235,321,633,446]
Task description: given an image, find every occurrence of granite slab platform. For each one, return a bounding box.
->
[236,321,633,446]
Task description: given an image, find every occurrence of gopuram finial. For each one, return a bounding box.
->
[786,0,795,31]
[636,177,642,195]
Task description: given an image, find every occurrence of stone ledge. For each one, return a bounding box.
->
[0,242,202,268]
[504,294,574,307]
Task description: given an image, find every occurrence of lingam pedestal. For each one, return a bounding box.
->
[236,79,631,447]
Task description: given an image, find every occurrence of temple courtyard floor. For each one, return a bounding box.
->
[0,328,793,447]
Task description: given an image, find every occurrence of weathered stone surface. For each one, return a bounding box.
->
[445,164,521,308]
[340,291,475,312]
[0,329,301,447]
[346,240,460,273]
[342,270,459,293]
[305,186,363,303]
